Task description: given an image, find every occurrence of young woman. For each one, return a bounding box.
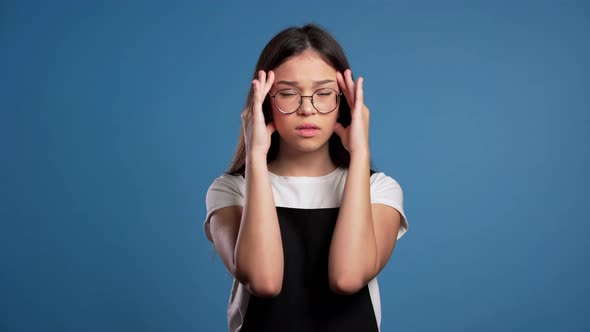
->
[204,24,409,332]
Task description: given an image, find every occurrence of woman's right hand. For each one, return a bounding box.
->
[242,70,276,158]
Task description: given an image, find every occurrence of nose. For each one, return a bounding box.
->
[297,96,316,115]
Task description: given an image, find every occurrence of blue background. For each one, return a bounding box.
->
[2,0,589,331]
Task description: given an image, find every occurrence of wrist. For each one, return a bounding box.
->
[246,155,269,171]
[349,150,370,162]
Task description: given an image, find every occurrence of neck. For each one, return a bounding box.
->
[268,142,336,177]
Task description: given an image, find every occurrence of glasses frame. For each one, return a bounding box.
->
[269,87,343,114]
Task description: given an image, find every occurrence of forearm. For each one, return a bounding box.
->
[329,152,377,293]
[234,156,284,295]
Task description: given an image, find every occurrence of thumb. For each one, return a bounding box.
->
[333,122,345,138]
[266,121,276,135]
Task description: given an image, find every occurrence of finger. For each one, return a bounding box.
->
[336,71,350,102]
[266,121,276,135]
[252,80,264,120]
[252,79,260,104]
[264,70,275,95]
[355,77,364,113]
[259,70,266,90]
[337,71,355,109]
[246,81,256,114]
[333,122,345,139]
[344,69,356,105]
[242,104,252,128]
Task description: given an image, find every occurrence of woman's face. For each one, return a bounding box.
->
[269,50,341,153]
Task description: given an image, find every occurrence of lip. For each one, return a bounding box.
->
[295,128,320,137]
[296,123,320,129]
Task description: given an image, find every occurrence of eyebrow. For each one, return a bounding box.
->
[276,80,335,87]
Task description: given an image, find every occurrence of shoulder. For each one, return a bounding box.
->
[368,171,405,215]
[205,173,246,208]
[207,173,245,194]
[370,171,403,194]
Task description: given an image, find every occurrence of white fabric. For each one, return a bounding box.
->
[204,167,409,332]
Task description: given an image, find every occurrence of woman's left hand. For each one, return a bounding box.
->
[334,69,370,157]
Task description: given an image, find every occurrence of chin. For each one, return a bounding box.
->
[287,137,330,153]
[294,145,323,153]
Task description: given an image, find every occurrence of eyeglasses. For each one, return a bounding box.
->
[269,88,342,114]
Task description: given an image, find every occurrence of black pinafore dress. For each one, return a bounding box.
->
[240,178,380,332]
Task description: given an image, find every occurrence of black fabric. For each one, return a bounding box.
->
[240,207,379,332]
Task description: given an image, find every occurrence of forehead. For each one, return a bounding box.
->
[273,51,336,81]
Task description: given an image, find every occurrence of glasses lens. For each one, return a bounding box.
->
[313,88,339,113]
[275,89,300,113]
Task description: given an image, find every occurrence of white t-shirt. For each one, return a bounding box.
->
[204,166,408,332]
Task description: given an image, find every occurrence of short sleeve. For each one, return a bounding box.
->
[370,172,409,240]
[203,174,245,242]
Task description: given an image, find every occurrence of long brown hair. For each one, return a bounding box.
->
[227,24,375,176]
